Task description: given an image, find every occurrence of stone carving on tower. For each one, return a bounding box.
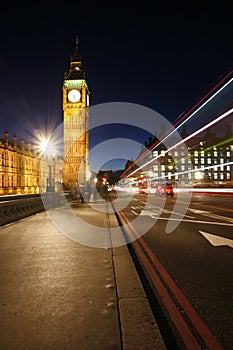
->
[62,37,90,190]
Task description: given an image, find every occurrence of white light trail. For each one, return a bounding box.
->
[124,107,233,179]
[122,74,233,180]
[151,76,233,152]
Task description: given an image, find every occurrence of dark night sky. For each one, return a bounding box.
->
[0,1,232,168]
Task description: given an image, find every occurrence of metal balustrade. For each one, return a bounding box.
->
[0,193,67,226]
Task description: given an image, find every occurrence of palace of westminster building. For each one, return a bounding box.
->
[0,39,232,195]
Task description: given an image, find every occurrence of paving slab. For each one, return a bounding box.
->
[0,200,166,349]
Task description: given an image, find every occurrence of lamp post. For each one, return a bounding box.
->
[46,156,55,192]
[39,138,56,193]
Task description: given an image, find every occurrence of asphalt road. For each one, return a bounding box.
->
[115,191,233,349]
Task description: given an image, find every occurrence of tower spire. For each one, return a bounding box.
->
[65,36,85,79]
[71,35,82,63]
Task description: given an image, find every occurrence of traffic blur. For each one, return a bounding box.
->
[139,183,174,197]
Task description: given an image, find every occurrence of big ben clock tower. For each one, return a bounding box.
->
[62,37,90,189]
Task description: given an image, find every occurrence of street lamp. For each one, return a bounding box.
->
[46,158,55,192]
[45,141,56,192]
[38,137,56,192]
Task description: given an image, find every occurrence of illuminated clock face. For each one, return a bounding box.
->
[68,89,81,102]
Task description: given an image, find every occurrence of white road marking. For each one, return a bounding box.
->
[188,209,209,214]
[199,231,233,248]
[133,205,195,218]
[202,213,233,223]
[152,209,163,215]
[189,208,233,223]
[137,214,233,226]
[129,204,233,227]
[162,208,195,218]
[160,218,233,226]
[131,205,144,210]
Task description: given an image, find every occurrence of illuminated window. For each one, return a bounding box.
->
[220,174,224,180]
[195,158,198,164]
[220,158,224,164]
[161,150,165,157]
[153,165,158,171]
[161,165,165,171]
[214,173,218,180]
[201,151,204,157]
[214,151,218,157]
[153,151,158,157]
[226,151,230,157]
[181,158,185,164]
[207,158,211,164]
[227,173,230,180]
[194,151,198,157]
[181,165,185,171]
[201,158,205,164]
[174,151,179,157]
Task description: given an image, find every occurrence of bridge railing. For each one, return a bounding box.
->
[0,193,68,226]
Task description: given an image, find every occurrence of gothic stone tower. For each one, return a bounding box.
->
[62,37,90,189]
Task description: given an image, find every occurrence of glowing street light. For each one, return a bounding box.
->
[36,135,56,193]
[195,171,204,181]
[33,128,63,194]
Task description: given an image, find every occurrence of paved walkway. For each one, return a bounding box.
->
[0,198,166,349]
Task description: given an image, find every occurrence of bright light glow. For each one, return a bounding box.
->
[33,129,57,157]
[86,170,91,181]
[195,171,204,180]
[39,138,56,157]
[40,138,48,153]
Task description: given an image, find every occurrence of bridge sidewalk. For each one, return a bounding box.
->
[0,198,166,350]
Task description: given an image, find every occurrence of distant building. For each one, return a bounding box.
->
[140,127,233,187]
